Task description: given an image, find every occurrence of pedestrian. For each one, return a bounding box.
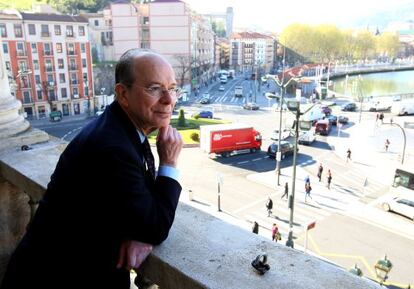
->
[317,163,323,182]
[346,148,352,162]
[271,223,280,242]
[305,183,312,202]
[327,169,332,189]
[376,113,379,123]
[281,182,289,200]
[385,139,390,152]
[379,112,384,124]
[1,49,184,289]
[305,175,310,186]
[266,197,273,217]
[252,221,259,234]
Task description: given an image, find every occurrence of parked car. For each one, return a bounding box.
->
[243,102,260,110]
[326,115,337,126]
[338,115,349,124]
[199,97,210,104]
[202,92,210,99]
[320,105,332,115]
[341,102,357,112]
[267,140,297,159]
[382,195,414,221]
[193,110,213,119]
[315,119,331,135]
[218,85,225,91]
[49,110,62,122]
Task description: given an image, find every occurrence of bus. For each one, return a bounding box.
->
[392,166,414,196]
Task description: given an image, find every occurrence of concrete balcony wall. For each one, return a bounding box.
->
[0,140,382,289]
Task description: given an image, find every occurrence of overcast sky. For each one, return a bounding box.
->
[183,0,414,32]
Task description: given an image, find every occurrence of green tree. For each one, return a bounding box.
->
[177,108,186,127]
[212,21,226,37]
[376,32,400,61]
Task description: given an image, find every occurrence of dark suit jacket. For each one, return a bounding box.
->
[1,101,181,289]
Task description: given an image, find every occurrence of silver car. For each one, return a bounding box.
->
[382,196,414,221]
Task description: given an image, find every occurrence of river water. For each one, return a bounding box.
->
[331,70,414,98]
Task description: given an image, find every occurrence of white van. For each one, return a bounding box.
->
[220,75,228,84]
[391,100,414,116]
[367,97,393,111]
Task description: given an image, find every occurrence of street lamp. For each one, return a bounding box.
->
[266,75,301,186]
[349,264,363,277]
[284,99,316,248]
[374,255,392,285]
[384,121,407,164]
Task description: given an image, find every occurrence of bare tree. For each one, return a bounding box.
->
[174,55,196,88]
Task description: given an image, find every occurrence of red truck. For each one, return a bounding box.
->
[200,124,262,157]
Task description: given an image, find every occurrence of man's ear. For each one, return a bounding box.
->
[115,83,129,109]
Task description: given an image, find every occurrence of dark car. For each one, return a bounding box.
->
[338,115,349,124]
[193,110,213,119]
[267,140,296,159]
[341,102,357,111]
[243,102,260,110]
[320,105,332,115]
[326,115,337,126]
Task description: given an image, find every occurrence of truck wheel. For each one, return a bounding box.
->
[221,152,230,158]
[250,148,256,153]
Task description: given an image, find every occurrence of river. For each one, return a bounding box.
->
[331,70,414,98]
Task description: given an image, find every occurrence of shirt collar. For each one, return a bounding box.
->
[137,129,146,144]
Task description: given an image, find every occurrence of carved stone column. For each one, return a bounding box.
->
[0,38,49,151]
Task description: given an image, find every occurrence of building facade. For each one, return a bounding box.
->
[230,32,275,74]
[0,10,93,119]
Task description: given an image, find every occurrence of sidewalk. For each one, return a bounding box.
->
[326,116,414,195]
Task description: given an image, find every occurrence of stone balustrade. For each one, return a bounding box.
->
[0,140,382,289]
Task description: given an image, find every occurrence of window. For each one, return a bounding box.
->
[94,19,99,26]
[47,74,54,83]
[48,89,56,101]
[54,25,61,35]
[44,43,52,55]
[69,58,76,70]
[67,43,75,55]
[73,87,79,95]
[23,91,31,103]
[78,26,85,36]
[33,60,39,70]
[16,42,25,56]
[70,72,77,84]
[35,75,41,84]
[81,43,86,53]
[58,59,64,69]
[18,61,28,72]
[66,25,74,37]
[14,24,23,37]
[0,24,7,37]
[28,24,36,35]
[37,90,43,100]
[82,58,86,68]
[21,75,30,88]
[84,86,89,96]
[45,60,53,72]
[61,87,67,98]
[2,43,8,54]
[5,61,10,70]
[56,43,62,53]
[31,43,37,53]
[83,72,88,82]
[41,24,49,37]
[59,73,66,83]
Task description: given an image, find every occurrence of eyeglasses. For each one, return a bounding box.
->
[131,84,182,99]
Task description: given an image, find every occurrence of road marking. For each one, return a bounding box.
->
[237,161,249,164]
[62,126,82,141]
[252,158,262,161]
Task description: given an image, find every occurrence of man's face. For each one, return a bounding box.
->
[117,55,177,135]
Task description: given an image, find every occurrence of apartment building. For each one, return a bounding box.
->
[82,0,215,90]
[0,10,93,119]
[230,32,275,73]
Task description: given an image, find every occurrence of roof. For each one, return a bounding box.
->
[231,32,273,40]
[20,12,88,23]
[151,0,183,2]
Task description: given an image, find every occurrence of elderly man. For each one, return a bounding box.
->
[1,49,183,289]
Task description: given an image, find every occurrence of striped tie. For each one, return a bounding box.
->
[142,138,156,180]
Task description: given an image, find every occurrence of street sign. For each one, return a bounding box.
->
[307,221,316,230]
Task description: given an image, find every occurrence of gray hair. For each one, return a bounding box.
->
[115,48,158,87]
